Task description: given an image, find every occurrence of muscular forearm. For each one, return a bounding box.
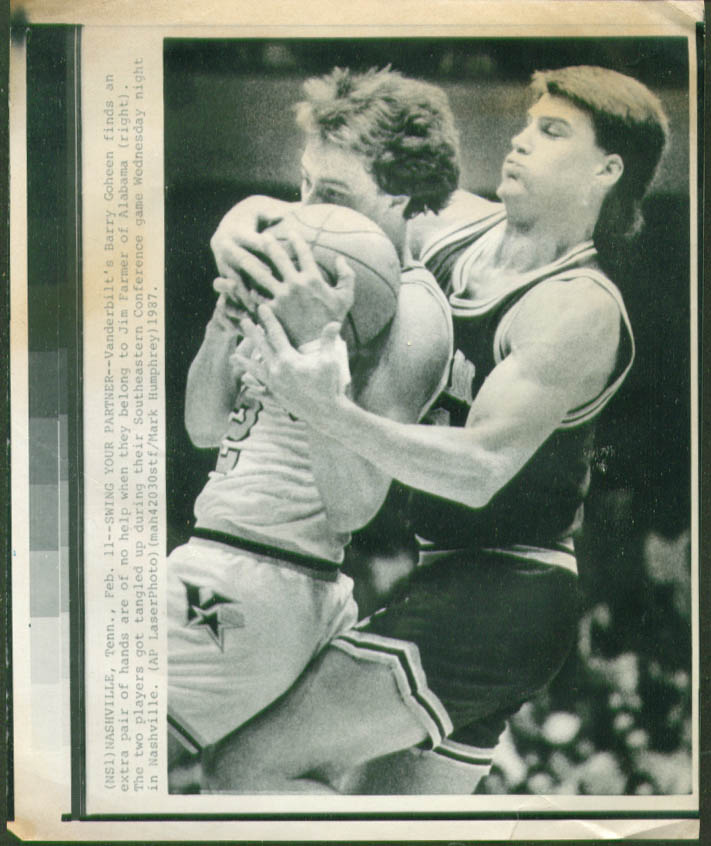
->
[301,334,392,531]
[309,396,506,510]
[185,318,243,448]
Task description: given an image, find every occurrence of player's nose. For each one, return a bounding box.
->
[511,124,533,154]
[301,185,318,206]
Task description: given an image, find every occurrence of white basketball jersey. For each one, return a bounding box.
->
[193,264,451,565]
[193,371,348,562]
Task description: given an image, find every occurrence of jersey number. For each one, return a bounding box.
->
[214,390,263,474]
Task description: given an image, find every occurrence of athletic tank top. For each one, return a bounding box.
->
[412,205,634,558]
[193,264,451,565]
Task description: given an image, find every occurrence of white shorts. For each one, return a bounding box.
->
[167,537,358,750]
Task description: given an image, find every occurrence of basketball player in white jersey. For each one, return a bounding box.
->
[166,66,459,781]
[185,65,669,794]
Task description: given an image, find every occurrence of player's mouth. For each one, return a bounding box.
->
[502,158,525,179]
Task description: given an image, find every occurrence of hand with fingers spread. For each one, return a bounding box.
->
[234,305,349,424]
[213,202,355,348]
[210,194,295,281]
[257,229,356,347]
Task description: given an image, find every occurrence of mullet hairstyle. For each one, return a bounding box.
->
[530,65,670,240]
[295,66,460,219]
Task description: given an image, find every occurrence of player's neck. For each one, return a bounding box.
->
[497,216,595,272]
[400,237,415,267]
[382,217,408,264]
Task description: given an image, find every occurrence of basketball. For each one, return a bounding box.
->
[264,204,401,351]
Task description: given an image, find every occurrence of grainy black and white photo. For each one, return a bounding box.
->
[162,37,694,798]
[6,2,702,841]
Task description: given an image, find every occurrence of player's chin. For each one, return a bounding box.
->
[495,176,527,200]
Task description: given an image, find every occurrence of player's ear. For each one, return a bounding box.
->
[597,153,623,189]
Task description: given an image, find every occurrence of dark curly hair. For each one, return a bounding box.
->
[295,67,460,219]
[530,66,669,240]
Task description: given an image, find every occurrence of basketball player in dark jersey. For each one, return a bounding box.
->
[181,65,669,794]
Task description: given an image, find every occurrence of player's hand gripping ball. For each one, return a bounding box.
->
[263,204,401,353]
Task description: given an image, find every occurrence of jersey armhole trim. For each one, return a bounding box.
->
[492,269,635,428]
[419,208,506,268]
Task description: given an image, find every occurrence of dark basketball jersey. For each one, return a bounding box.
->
[412,205,634,558]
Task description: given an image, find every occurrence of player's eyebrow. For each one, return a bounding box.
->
[528,110,572,130]
[300,164,350,191]
[316,178,351,190]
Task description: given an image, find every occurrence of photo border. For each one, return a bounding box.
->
[4,2,707,842]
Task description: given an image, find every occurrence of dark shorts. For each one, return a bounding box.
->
[334,548,580,749]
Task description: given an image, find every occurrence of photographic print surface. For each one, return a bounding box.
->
[7,1,703,841]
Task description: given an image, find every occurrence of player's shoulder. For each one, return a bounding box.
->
[387,264,452,367]
[512,271,623,352]
[399,263,451,325]
[438,190,503,222]
[524,270,622,321]
[409,191,504,258]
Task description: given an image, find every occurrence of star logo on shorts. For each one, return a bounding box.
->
[182,581,246,650]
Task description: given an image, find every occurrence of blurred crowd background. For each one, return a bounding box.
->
[164,37,694,794]
[482,524,692,795]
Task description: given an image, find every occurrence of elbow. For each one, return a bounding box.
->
[459,487,494,510]
[470,472,502,508]
[187,428,220,450]
[189,433,221,450]
[185,416,224,450]
[456,454,509,509]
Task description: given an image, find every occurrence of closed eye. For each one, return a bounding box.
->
[539,119,569,138]
[320,187,348,203]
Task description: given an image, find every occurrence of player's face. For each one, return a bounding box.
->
[299,139,396,235]
[497,94,611,221]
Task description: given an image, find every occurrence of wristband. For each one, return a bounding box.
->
[298,335,351,392]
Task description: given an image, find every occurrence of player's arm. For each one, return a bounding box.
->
[408,189,502,260]
[246,278,620,508]
[187,190,293,448]
[184,292,254,448]
[306,281,451,531]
